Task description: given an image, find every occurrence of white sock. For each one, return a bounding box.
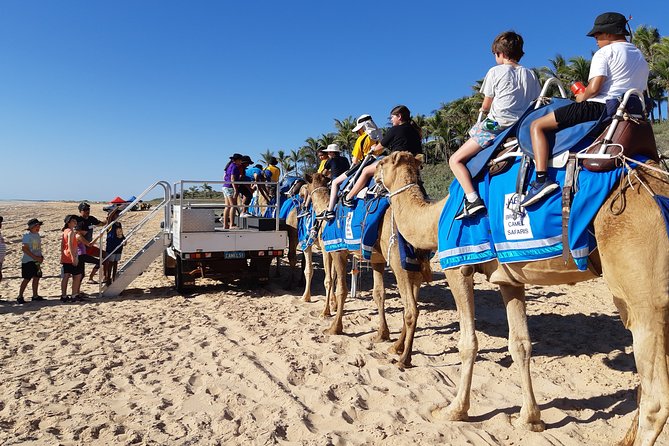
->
[465,192,479,203]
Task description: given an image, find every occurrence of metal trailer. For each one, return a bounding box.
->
[96,179,287,297]
[162,180,287,292]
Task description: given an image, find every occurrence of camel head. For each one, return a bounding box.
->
[304,172,329,190]
[375,151,423,193]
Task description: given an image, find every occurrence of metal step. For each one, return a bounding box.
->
[102,231,166,297]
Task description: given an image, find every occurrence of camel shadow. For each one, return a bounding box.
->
[468,387,637,426]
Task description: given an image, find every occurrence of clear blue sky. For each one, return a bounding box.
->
[1,0,667,201]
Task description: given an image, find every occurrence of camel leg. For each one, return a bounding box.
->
[320,252,333,318]
[433,268,477,421]
[395,271,421,368]
[371,262,390,342]
[284,231,298,287]
[378,245,422,367]
[325,252,349,335]
[499,284,544,432]
[301,246,314,302]
[625,315,669,446]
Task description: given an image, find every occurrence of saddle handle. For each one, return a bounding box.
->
[598,88,647,154]
[537,77,568,106]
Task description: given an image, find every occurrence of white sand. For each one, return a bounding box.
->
[0,201,664,445]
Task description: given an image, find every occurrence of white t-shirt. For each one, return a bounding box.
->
[588,42,649,103]
[481,64,541,128]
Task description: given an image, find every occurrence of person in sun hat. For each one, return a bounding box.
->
[316,114,380,221]
[322,144,350,179]
[523,12,649,208]
[223,153,244,229]
[351,114,382,164]
[17,218,45,304]
[238,155,255,216]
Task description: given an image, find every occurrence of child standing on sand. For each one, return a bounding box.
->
[18,218,45,304]
[103,206,125,285]
[60,215,83,302]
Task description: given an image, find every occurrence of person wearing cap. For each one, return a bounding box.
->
[0,216,6,298]
[18,218,45,304]
[523,12,649,207]
[60,215,83,302]
[223,153,244,229]
[75,201,107,283]
[350,114,382,164]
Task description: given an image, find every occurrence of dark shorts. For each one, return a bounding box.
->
[554,101,606,130]
[62,262,84,276]
[21,261,42,280]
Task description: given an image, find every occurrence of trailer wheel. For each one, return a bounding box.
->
[249,257,272,282]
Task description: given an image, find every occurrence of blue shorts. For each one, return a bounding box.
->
[107,253,122,262]
[222,187,234,198]
[468,121,503,149]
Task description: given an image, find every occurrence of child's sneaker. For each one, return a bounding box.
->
[17,296,25,304]
[521,180,559,207]
[455,197,487,220]
[32,295,45,301]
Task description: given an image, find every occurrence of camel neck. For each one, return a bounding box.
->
[389,186,444,251]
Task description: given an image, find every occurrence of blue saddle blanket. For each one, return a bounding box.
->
[438,157,624,271]
[297,204,316,251]
[279,195,302,219]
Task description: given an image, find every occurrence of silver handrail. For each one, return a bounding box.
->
[94,180,172,294]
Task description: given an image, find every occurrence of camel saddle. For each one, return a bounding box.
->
[582,117,658,172]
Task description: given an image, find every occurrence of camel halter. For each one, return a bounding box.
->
[310,186,329,196]
[377,167,419,199]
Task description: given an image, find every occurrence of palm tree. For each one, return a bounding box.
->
[277,150,291,175]
[633,25,663,121]
[333,116,356,158]
[287,149,301,175]
[260,149,275,166]
[317,133,336,152]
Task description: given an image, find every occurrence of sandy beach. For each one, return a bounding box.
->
[0,200,664,445]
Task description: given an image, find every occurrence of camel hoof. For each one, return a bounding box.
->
[431,405,468,422]
[302,295,311,302]
[372,332,390,343]
[319,311,331,319]
[323,327,342,336]
[511,417,545,432]
[388,343,404,355]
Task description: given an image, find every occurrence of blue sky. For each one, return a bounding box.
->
[1,0,667,201]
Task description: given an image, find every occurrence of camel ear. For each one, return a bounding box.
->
[304,173,313,183]
[414,154,424,167]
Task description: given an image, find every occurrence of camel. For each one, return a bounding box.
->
[302,173,431,367]
[375,151,669,445]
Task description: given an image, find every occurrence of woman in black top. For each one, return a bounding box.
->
[343,105,422,205]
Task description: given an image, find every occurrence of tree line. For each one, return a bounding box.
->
[258,25,668,174]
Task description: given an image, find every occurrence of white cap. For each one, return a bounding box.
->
[323,143,340,153]
[352,114,373,132]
